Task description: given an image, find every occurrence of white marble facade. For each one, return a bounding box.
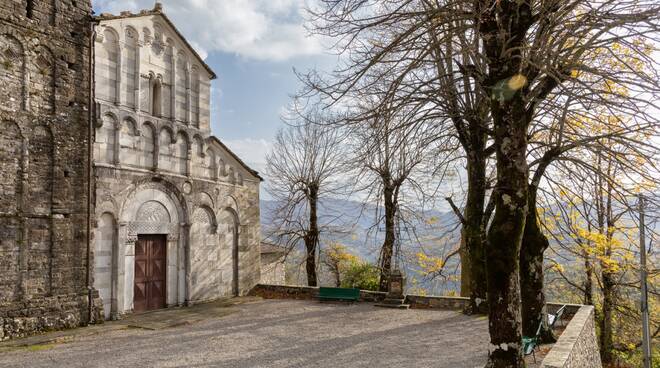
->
[92,6,261,320]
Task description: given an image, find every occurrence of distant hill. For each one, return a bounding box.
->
[260,198,463,294]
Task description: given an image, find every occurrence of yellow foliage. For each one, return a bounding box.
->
[416,252,445,275]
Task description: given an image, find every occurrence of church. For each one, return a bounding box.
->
[0,1,263,339]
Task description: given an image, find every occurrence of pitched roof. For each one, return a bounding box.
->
[208,136,264,181]
[95,3,216,79]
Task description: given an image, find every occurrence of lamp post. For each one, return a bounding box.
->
[639,195,651,368]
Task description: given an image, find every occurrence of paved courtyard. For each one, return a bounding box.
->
[0,299,489,368]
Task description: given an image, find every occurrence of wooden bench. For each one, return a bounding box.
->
[318,287,360,302]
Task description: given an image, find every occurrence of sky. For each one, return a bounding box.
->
[93,0,338,175]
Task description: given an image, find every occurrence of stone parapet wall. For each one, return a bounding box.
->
[541,305,602,368]
[0,291,103,341]
[405,294,471,310]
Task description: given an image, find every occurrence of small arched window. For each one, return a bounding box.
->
[152,79,162,117]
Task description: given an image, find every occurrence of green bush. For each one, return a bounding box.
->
[341,261,380,291]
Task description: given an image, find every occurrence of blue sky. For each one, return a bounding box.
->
[93,0,337,174]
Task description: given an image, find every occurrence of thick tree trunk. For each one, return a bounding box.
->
[459,228,470,297]
[464,152,488,313]
[305,185,320,287]
[379,184,396,292]
[600,270,615,363]
[485,99,529,368]
[520,187,556,343]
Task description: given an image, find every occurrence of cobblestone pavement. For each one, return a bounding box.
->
[0,299,489,368]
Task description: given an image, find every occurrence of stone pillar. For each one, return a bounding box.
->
[153,124,160,171]
[185,63,191,126]
[182,223,191,305]
[134,44,141,112]
[186,147,192,177]
[117,222,134,315]
[113,119,120,165]
[116,44,123,105]
[170,50,177,120]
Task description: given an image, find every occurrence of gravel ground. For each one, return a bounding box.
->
[0,299,489,368]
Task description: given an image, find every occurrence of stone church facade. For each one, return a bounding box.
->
[92,5,261,320]
[0,1,262,339]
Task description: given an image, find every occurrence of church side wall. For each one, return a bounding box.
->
[0,0,103,341]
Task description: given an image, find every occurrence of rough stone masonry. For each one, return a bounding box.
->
[0,0,103,340]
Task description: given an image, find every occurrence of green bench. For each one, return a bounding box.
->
[318,287,360,302]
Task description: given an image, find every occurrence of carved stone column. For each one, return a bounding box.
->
[181,223,191,305]
[171,50,177,120]
[185,63,192,125]
[134,43,141,112]
[116,44,123,105]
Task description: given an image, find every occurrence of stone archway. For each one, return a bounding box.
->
[117,183,188,314]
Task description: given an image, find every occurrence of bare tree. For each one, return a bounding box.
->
[265,115,346,287]
[344,95,440,291]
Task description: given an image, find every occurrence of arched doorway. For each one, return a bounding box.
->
[118,183,187,313]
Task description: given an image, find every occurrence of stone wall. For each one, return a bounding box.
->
[0,0,103,340]
[541,305,602,368]
[260,252,286,285]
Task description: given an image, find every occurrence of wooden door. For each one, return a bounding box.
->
[134,234,167,312]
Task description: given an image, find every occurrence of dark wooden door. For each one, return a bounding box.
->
[134,234,167,312]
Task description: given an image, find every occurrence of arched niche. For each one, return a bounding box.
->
[119,118,139,166]
[140,122,155,168]
[94,212,117,320]
[123,27,138,108]
[96,27,119,103]
[158,127,174,171]
[174,131,188,175]
[189,206,220,302]
[0,120,22,214]
[30,46,55,114]
[26,125,53,215]
[0,34,25,111]
[95,113,117,164]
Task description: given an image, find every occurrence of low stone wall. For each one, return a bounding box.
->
[405,294,470,310]
[541,305,602,368]
[249,284,388,303]
[0,291,103,341]
[250,284,473,309]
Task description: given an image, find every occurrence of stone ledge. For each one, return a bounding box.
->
[541,305,602,368]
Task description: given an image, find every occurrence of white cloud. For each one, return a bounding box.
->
[93,0,323,61]
[223,138,272,174]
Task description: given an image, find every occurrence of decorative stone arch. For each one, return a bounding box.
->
[30,45,56,114]
[95,112,118,164]
[119,116,140,166]
[94,210,118,320]
[140,121,156,169]
[220,206,241,296]
[114,180,190,313]
[0,32,27,111]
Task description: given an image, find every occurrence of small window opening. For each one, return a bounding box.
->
[26,0,34,19]
[152,80,162,117]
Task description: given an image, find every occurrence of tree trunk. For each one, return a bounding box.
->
[379,183,396,292]
[582,248,593,305]
[305,185,320,287]
[464,152,488,313]
[520,187,556,343]
[459,228,470,297]
[484,99,529,368]
[600,270,615,363]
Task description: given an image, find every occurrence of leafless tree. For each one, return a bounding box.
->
[343,93,443,291]
[265,114,346,287]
